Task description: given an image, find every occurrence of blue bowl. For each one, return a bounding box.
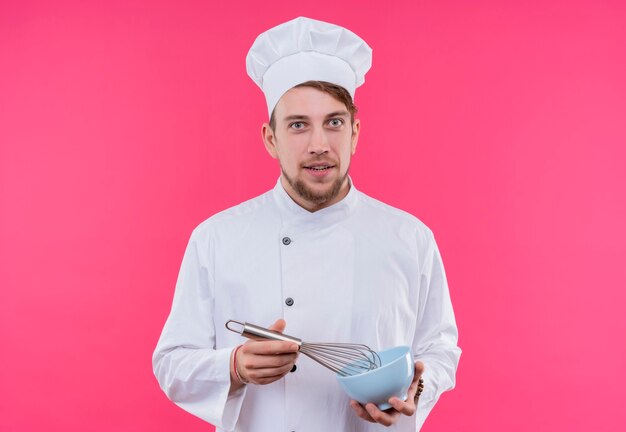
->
[336,346,414,410]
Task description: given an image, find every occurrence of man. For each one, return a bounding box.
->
[153,17,460,432]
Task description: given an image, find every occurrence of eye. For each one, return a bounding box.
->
[289,122,305,130]
[328,118,344,127]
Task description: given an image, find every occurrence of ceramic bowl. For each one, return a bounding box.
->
[336,345,414,410]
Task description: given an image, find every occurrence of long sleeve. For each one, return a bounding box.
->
[412,232,461,429]
[152,228,246,431]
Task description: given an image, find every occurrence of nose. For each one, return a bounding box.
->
[307,126,330,155]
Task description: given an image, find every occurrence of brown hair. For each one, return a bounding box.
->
[269,80,358,130]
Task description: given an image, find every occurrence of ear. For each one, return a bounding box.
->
[350,118,360,155]
[262,123,278,159]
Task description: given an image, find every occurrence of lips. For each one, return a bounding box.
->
[305,165,333,171]
[303,161,336,172]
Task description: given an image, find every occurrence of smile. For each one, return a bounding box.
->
[305,165,333,171]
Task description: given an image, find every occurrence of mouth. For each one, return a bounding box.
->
[303,163,336,172]
[305,165,334,172]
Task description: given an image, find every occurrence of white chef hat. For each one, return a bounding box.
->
[246,17,373,117]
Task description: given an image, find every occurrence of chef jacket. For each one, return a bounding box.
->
[153,179,461,432]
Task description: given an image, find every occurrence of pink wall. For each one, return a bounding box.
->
[1,1,625,430]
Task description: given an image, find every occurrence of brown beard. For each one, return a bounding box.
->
[281,166,349,206]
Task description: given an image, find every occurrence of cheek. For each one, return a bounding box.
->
[276,148,300,171]
[338,141,354,162]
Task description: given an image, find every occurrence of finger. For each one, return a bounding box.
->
[385,361,424,415]
[406,376,420,400]
[243,340,299,355]
[268,318,286,333]
[241,356,295,371]
[241,342,300,369]
[388,396,415,416]
[414,361,425,378]
[251,369,292,385]
[413,361,425,401]
[407,361,424,389]
[243,353,298,370]
[241,319,287,342]
[247,363,295,383]
[349,400,375,423]
[253,375,284,385]
[239,353,296,374]
[237,345,296,383]
[364,403,399,427]
[404,360,426,400]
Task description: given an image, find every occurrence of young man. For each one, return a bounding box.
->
[153,17,460,432]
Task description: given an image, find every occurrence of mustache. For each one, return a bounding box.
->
[301,157,338,167]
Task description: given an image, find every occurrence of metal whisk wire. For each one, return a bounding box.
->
[226,320,381,377]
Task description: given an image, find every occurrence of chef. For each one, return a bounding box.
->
[153,16,461,432]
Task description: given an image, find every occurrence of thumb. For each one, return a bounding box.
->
[414,361,425,378]
[268,318,286,333]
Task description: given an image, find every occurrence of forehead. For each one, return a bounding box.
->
[274,86,348,120]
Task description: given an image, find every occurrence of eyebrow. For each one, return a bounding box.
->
[282,111,350,122]
[325,111,350,119]
[283,115,309,122]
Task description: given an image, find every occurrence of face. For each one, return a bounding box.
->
[262,86,360,212]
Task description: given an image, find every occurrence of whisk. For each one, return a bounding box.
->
[226,320,381,377]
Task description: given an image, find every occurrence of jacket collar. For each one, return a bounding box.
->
[271,176,359,227]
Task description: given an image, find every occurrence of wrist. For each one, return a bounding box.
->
[231,344,249,385]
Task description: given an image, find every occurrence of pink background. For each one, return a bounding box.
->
[1,0,625,431]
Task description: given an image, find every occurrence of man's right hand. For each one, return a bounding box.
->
[230,319,299,389]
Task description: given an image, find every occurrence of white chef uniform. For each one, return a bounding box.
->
[153,179,461,431]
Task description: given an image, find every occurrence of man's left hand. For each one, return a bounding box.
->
[349,361,425,427]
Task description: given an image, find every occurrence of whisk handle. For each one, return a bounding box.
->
[225,320,302,346]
